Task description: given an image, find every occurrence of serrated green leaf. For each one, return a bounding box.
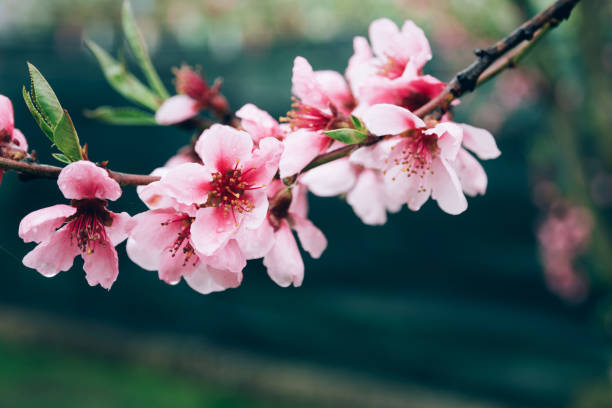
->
[52,153,72,164]
[324,128,367,145]
[26,63,65,129]
[23,86,54,141]
[85,39,161,111]
[85,106,158,125]
[122,1,169,99]
[350,115,366,132]
[53,110,83,162]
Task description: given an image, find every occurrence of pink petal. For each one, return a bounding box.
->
[155,95,200,125]
[263,221,304,287]
[158,244,198,285]
[19,204,75,243]
[430,157,468,215]
[58,161,122,201]
[300,157,357,197]
[82,242,119,289]
[241,189,269,230]
[369,18,402,60]
[155,163,210,206]
[349,139,397,170]
[190,206,237,256]
[235,220,276,259]
[291,57,330,111]
[236,103,281,143]
[314,70,354,114]
[106,211,131,246]
[288,184,309,218]
[346,169,388,225]
[384,165,430,212]
[292,215,327,259]
[425,122,463,161]
[278,130,330,178]
[362,104,425,136]
[195,124,253,174]
[459,124,501,160]
[0,94,14,135]
[22,227,79,278]
[184,265,242,295]
[453,148,488,196]
[346,36,375,97]
[241,136,283,187]
[400,20,432,69]
[201,239,246,273]
[11,128,28,151]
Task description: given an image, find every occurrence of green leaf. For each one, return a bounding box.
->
[324,128,367,145]
[53,110,83,162]
[23,86,54,141]
[52,153,72,164]
[122,1,169,99]
[26,63,64,128]
[350,115,366,132]
[85,39,161,111]
[85,106,158,125]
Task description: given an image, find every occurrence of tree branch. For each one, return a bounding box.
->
[0,157,159,186]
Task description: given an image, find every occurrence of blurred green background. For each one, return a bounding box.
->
[1,0,611,407]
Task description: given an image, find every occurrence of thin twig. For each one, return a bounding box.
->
[0,157,159,186]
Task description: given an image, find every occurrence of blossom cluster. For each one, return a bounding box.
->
[12,18,500,293]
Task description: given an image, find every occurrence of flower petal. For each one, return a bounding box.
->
[22,227,78,278]
[346,169,388,226]
[263,222,304,287]
[278,130,329,178]
[0,94,14,135]
[201,239,246,273]
[425,122,463,161]
[155,163,210,206]
[190,207,237,256]
[292,57,330,111]
[430,157,468,215]
[58,161,122,201]
[195,124,253,174]
[241,136,283,187]
[362,104,425,136]
[82,242,119,289]
[235,220,275,259]
[19,204,76,243]
[236,103,281,143]
[300,157,357,197]
[11,128,28,151]
[292,215,327,259]
[184,265,242,295]
[453,148,488,196]
[314,70,353,114]
[155,95,200,125]
[459,124,501,159]
[106,211,131,246]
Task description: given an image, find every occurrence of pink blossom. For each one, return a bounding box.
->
[126,204,243,295]
[279,57,355,178]
[537,204,592,302]
[156,65,228,125]
[361,104,500,215]
[0,95,28,183]
[152,124,283,257]
[19,161,130,289]
[236,181,326,287]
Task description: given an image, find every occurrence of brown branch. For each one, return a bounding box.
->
[301,0,581,174]
[0,157,159,186]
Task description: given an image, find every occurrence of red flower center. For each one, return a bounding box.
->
[377,55,407,80]
[66,199,112,254]
[282,97,335,131]
[390,129,439,184]
[207,164,261,219]
[162,214,198,267]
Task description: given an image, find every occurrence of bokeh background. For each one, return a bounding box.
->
[1,0,611,407]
